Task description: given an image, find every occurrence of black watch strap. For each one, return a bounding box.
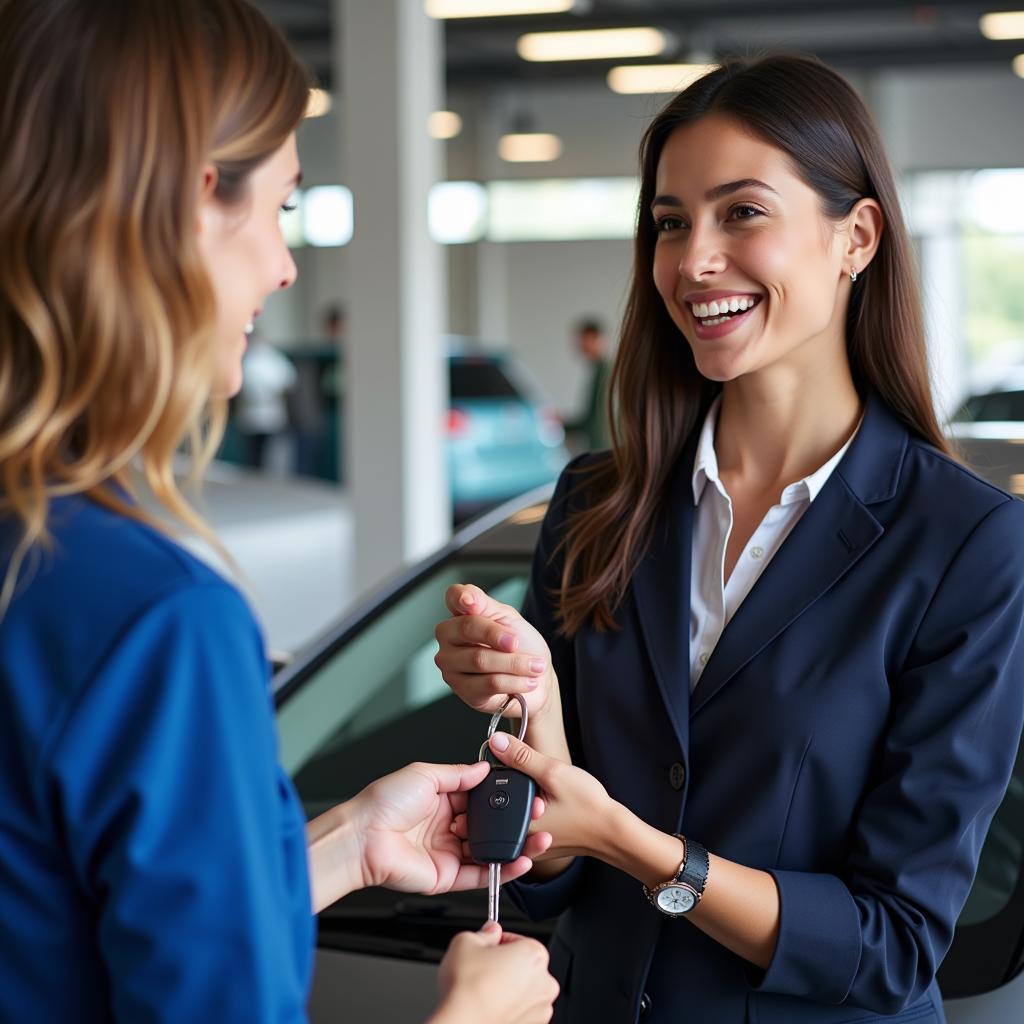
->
[679,837,709,899]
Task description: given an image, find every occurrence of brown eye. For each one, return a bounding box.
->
[654,216,686,233]
[730,204,762,220]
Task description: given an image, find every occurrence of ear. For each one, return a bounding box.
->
[843,197,883,277]
[195,163,219,238]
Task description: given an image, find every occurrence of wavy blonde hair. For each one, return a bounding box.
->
[0,0,310,608]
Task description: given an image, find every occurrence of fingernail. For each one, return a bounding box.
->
[499,633,516,652]
[490,732,510,751]
[460,593,474,607]
[529,659,545,674]
[526,678,539,690]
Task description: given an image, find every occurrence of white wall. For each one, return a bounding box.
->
[270,64,1024,415]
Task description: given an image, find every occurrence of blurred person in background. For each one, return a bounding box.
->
[235,328,298,471]
[563,317,611,453]
[0,2,558,1022]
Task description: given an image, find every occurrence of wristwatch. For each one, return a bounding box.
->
[644,835,709,917]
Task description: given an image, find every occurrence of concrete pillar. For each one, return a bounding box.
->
[334,0,450,594]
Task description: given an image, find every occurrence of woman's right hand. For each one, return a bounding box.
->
[434,584,556,724]
[430,923,558,1024]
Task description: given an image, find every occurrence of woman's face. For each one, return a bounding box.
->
[197,133,301,397]
[651,114,854,385]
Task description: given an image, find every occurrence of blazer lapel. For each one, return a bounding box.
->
[690,392,906,717]
[690,479,882,715]
[631,437,699,756]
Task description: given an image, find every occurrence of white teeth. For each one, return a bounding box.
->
[689,295,756,320]
[244,322,255,335]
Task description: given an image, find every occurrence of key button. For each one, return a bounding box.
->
[488,791,509,809]
[669,762,686,790]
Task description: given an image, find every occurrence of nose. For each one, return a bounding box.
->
[676,221,726,282]
[278,246,298,291]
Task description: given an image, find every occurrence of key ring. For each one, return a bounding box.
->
[478,694,529,761]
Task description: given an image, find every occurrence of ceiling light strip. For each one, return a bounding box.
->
[518,27,667,62]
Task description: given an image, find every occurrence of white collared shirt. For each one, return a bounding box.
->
[689,397,859,691]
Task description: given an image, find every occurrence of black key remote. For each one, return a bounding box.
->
[467,763,535,864]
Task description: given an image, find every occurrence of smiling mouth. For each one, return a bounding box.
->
[688,294,761,327]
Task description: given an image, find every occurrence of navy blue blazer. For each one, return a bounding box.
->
[512,393,1024,1024]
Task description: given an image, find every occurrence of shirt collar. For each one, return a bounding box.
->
[691,396,862,506]
[691,396,723,504]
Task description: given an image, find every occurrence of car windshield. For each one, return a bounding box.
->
[450,359,521,401]
[277,557,531,817]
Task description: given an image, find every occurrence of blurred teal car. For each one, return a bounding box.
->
[447,352,570,522]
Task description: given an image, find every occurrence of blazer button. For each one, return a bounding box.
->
[669,762,686,790]
[639,992,652,1018]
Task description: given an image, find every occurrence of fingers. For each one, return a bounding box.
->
[436,612,520,653]
[444,583,509,621]
[531,794,546,820]
[434,621,547,683]
[488,732,561,790]
[410,759,490,795]
[522,831,553,861]
[494,853,537,884]
[457,643,545,681]
[447,854,533,891]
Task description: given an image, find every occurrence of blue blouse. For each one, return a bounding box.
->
[0,494,314,1021]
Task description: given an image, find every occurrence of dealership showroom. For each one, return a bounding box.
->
[3,1,1024,1022]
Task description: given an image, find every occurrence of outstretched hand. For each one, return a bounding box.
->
[353,760,551,894]
[452,733,614,863]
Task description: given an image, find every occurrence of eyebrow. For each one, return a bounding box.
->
[650,178,780,209]
[287,171,303,188]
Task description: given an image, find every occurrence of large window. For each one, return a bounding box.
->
[907,169,1024,400]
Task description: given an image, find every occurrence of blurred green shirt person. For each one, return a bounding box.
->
[565,317,611,451]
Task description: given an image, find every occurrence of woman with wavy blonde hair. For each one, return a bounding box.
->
[0,2,558,1021]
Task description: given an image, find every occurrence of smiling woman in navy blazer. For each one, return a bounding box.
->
[435,55,1024,1024]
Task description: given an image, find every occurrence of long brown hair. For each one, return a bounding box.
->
[0,0,309,607]
[559,54,948,636]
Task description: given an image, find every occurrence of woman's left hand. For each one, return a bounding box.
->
[452,734,615,863]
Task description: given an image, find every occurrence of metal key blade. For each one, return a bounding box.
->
[487,862,501,924]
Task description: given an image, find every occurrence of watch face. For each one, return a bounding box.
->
[656,885,696,915]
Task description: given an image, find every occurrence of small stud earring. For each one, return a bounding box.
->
[850,269,858,282]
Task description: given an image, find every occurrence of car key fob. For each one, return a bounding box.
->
[467,763,535,864]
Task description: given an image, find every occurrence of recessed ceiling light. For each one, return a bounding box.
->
[497,133,563,162]
[607,63,716,95]
[426,0,574,18]
[428,111,463,139]
[980,11,1024,39]
[517,27,667,62]
[1014,52,1024,76]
